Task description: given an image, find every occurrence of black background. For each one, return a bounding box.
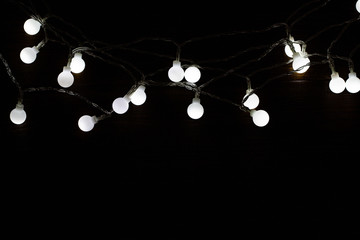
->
[1,0,360,238]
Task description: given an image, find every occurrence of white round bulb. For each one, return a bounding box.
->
[57,66,74,88]
[168,60,184,82]
[130,85,147,106]
[329,72,346,94]
[184,66,201,83]
[112,96,130,114]
[23,18,41,35]
[356,0,360,13]
[187,98,204,119]
[20,47,38,64]
[243,90,260,110]
[285,42,302,58]
[292,52,310,73]
[10,104,27,125]
[250,109,269,127]
[345,72,360,94]
[78,115,95,132]
[70,53,85,73]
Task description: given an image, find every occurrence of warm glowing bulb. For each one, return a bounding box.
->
[70,52,85,73]
[78,115,96,132]
[23,18,41,35]
[243,89,260,110]
[356,0,360,13]
[20,46,39,64]
[130,85,147,106]
[112,95,130,114]
[168,60,184,82]
[10,103,27,125]
[329,72,346,94]
[57,66,74,88]
[284,41,302,58]
[292,52,310,73]
[184,65,201,83]
[187,97,204,119]
[250,109,269,127]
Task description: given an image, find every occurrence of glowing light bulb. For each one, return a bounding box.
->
[345,72,360,93]
[20,46,39,64]
[10,103,27,125]
[250,109,269,127]
[187,97,204,119]
[356,0,360,13]
[78,115,96,132]
[168,60,184,82]
[23,18,41,35]
[57,66,74,88]
[243,89,260,110]
[292,52,310,73]
[70,52,85,73]
[184,65,201,83]
[112,95,130,114]
[284,40,302,58]
[130,85,147,106]
[329,72,346,94]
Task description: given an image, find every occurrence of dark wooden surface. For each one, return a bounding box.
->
[1,0,360,238]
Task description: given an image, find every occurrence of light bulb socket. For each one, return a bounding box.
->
[331,72,339,79]
[63,66,71,72]
[16,103,24,110]
[348,72,357,78]
[250,109,256,117]
[137,85,146,92]
[172,60,181,67]
[192,97,200,104]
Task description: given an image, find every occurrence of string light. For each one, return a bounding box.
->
[112,95,131,114]
[187,97,204,120]
[243,89,260,110]
[23,18,41,35]
[129,85,147,106]
[292,52,311,73]
[284,36,302,58]
[250,109,269,127]
[9,103,27,125]
[184,65,201,83]
[345,72,360,93]
[168,60,185,82]
[57,66,74,88]
[78,115,96,132]
[70,52,86,74]
[329,72,346,94]
[2,0,360,131]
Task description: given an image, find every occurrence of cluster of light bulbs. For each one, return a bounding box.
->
[8,1,360,131]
